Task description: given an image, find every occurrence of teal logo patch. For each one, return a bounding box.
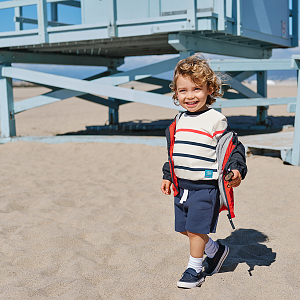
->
[205,170,213,178]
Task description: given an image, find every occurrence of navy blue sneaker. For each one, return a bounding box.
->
[205,242,229,275]
[177,268,205,289]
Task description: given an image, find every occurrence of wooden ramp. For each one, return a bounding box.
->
[239,131,293,163]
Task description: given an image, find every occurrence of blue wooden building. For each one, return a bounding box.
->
[0,0,300,165]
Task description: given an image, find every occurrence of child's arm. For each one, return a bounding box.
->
[161,162,172,195]
[161,179,172,195]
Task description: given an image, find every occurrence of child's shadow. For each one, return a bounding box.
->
[204,228,276,276]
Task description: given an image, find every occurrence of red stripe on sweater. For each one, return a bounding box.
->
[213,130,225,137]
[176,128,213,139]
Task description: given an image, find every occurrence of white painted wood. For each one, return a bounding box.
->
[0,66,16,138]
[37,0,49,43]
[292,69,300,165]
[1,66,178,110]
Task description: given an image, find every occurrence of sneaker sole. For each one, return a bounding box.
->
[210,245,229,275]
[177,277,205,289]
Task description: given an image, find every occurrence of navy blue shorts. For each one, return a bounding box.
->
[174,188,220,234]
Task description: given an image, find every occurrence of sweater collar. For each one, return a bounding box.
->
[185,108,211,116]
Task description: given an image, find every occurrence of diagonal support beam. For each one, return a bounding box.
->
[100,57,179,85]
[137,77,171,94]
[226,74,263,98]
[230,71,256,82]
[78,94,127,109]
[13,57,179,112]
[137,77,171,87]
[14,70,127,113]
[223,91,247,99]
[2,66,178,110]
[14,90,127,113]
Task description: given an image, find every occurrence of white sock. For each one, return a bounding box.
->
[205,238,219,258]
[187,255,203,273]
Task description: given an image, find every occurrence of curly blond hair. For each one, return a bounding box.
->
[170,54,223,106]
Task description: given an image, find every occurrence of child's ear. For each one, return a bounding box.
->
[208,85,213,95]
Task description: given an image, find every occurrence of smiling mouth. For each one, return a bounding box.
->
[186,101,198,105]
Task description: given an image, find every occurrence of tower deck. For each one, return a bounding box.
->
[0,0,297,62]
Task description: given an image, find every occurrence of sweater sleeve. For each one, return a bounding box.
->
[162,161,172,181]
[213,116,227,143]
[227,139,248,180]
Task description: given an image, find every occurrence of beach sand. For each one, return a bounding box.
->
[0,84,299,299]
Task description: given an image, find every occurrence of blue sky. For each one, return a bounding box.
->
[0,1,81,30]
[0,0,299,80]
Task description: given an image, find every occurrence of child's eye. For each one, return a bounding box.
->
[179,89,186,93]
[195,87,201,91]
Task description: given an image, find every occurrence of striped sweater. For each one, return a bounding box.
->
[173,109,227,181]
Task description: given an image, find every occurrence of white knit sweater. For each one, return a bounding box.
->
[173,109,227,181]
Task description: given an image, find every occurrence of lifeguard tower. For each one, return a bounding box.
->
[0,0,300,165]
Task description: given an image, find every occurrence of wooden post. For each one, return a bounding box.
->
[37,0,49,43]
[0,64,16,138]
[179,51,195,60]
[108,0,117,37]
[187,0,197,30]
[292,69,300,165]
[108,98,119,125]
[51,3,58,22]
[256,71,268,125]
[14,6,23,31]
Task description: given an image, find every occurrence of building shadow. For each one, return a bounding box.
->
[57,115,294,137]
[227,115,294,136]
[58,119,173,137]
[203,228,276,276]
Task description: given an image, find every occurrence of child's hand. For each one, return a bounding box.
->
[161,179,172,195]
[227,169,241,188]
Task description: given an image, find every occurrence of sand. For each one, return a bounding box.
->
[0,83,299,299]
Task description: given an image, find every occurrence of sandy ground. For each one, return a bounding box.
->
[0,84,299,299]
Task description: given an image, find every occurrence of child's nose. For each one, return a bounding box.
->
[186,91,195,99]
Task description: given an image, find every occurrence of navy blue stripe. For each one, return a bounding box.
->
[175,140,216,150]
[173,153,215,163]
[174,166,218,172]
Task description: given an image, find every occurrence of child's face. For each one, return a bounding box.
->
[175,75,212,113]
